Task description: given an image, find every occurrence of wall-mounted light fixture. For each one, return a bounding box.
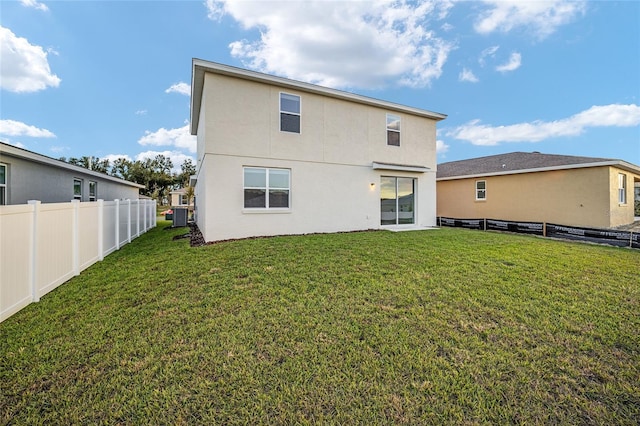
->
[370,182,375,188]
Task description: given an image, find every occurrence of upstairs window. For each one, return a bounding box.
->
[180,194,188,205]
[89,181,97,202]
[476,180,486,200]
[73,178,83,201]
[386,114,400,146]
[280,93,301,133]
[0,163,6,205]
[618,173,627,204]
[244,167,290,209]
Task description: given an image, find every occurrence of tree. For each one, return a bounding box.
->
[175,158,196,187]
[61,156,110,173]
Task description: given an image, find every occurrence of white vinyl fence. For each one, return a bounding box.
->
[0,199,157,322]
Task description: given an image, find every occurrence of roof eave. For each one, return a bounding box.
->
[0,142,145,189]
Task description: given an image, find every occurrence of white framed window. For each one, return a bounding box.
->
[73,178,83,200]
[89,181,97,201]
[244,167,290,209]
[618,173,627,204]
[476,180,486,200]
[180,194,188,205]
[0,163,6,205]
[280,92,301,133]
[386,113,401,146]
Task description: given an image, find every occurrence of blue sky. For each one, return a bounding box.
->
[1,0,639,171]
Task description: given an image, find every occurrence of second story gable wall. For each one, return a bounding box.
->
[201,73,437,169]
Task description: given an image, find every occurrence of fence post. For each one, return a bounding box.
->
[543,222,547,237]
[97,199,104,261]
[126,199,132,243]
[27,200,40,302]
[115,199,120,250]
[142,200,147,233]
[71,200,80,276]
[136,199,141,236]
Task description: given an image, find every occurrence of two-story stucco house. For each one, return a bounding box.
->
[189,60,446,242]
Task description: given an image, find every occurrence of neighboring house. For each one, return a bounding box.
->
[190,59,446,242]
[169,187,194,208]
[0,142,143,205]
[436,151,640,229]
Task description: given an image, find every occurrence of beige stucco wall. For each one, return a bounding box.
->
[195,73,439,242]
[608,166,640,227]
[436,166,638,229]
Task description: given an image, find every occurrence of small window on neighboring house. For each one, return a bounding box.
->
[244,167,290,209]
[74,178,83,200]
[0,163,6,205]
[180,194,188,205]
[386,114,401,146]
[476,180,486,200]
[89,181,97,201]
[618,173,627,204]
[280,93,301,133]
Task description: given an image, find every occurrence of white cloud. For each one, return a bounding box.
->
[135,150,194,173]
[459,68,479,83]
[0,119,56,138]
[436,139,449,155]
[165,82,191,96]
[448,104,640,146]
[135,110,147,116]
[0,26,61,93]
[474,0,586,39]
[496,52,521,73]
[207,0,455,89]
[20,0,48,12]
[478,45,499,67]
[138,122,196,153]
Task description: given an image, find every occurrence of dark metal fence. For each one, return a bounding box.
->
[437,217,639,249]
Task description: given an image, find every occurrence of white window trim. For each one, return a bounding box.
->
[73,178,83,201]
[279,92,301,134]
[89,181,97,202]
[386,113,401,146]
[243,167,291,211]
[476,180,486,201]
[618,173,627,205]
[0,163,6,205]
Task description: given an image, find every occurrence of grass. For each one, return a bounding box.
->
[1,223,638,425]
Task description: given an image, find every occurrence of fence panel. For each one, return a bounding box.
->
[118,200,130,246]
[78,202,100,271]
[0,198,156,322]
[103,201,117,256]
[36,203,75,298]
[0,204,34,321]
[131,200,140,239]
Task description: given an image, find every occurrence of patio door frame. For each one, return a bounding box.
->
[380,176,416,226]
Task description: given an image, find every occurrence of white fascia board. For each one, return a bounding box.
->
[0,142,145,189]
[372,162,430,173]
[190,58,447,135]
[436,160,640,181]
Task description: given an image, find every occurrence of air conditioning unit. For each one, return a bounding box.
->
[173,207,188,227]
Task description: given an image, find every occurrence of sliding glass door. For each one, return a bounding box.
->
[380,177,415,225]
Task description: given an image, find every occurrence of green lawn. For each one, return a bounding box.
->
[1,223,638,425]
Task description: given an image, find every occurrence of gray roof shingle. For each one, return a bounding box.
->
[436,151,618,179]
